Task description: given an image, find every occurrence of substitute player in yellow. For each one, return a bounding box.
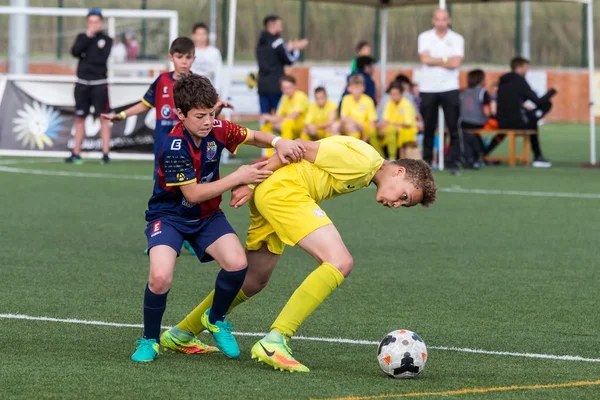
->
[164,135,437,373]
[262,75,310,141]
[302,87,337,140]
[376,81,419,160]
[336,74,377,141]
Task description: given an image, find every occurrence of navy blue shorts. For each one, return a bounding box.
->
[259,93,282,114]
[145,211,236,263]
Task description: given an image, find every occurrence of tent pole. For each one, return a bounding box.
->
[587,0,596,165]
[223,0,237,119]
[380,6,388,108]
[437,0,446,170]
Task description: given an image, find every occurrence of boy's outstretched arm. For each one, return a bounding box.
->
[101,101,151,121]
[230,140,320,208]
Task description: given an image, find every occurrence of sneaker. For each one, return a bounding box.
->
[65,154,83,165]
[201,309,240,359]
[250,330,309,372]
[160,329,219,354]
[182,240,196,256]
[450,167,461,176]
[101,153,110,164]
[532,157,552,168]
[131,338,159,363]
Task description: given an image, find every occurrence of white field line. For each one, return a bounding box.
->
[1,165,600,200]
[1,313,599,363]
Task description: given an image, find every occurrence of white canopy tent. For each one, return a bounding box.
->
[222,0,597,167]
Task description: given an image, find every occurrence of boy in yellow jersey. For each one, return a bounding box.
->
[376,81,419,160]
[162,135,437,373]
[336,74,377,141]
[262,75,310,141]
[302,87,338,140]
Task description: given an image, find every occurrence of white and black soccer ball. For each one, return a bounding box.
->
[377,329,428,379]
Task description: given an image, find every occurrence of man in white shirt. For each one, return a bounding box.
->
[418,9,464,175]
[191,22,223,94]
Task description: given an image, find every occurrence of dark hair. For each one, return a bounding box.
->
[355,40,370,53]
[510,56,530,71]
[280,75,296,85]
[392,159,437,207]
[394,74,412,86]
[314,86,327,95]
[467,69,485,88]
[192,22,208,34]
[356,56,374,71]
[174,74,218,117]
[87,8,103,19]
[263,14,281,28]
[348,74,365,86]
[386,81,404,94]
[169,37,195,56]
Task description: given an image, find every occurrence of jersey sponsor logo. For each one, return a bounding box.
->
[182,197,195,208]
[212,119,222,128]
[161,104,172,118]
[97,39,106,49]
[199,172,214,184]
[206,141,217,160]
[176,172,186,182]
[170,139,182,151]
[163,86,169,95]
[150,221,162,237]
[313,208,325,218]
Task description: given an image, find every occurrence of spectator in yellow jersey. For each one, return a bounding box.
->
[302,87,338,140]
[376,82,418,160]
[334,74,377,141]
[262,75,310,141]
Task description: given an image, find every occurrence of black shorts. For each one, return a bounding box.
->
[74,83,110,118]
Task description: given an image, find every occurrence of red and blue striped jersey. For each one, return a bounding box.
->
[145,119,249,222]
[142,72,178,156]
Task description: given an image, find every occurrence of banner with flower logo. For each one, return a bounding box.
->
[0,78,156,153]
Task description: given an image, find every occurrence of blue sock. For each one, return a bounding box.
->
[209,268,247,324]
[143,284,169,341]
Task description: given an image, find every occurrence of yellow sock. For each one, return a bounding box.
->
[384,126,398,160]
[370,132,385,157]
[176,289,249,335]
[271,262,344,338]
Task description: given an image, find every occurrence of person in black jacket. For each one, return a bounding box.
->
[256,15,308,119]
[66,8,113,164]
[483,57,556,168]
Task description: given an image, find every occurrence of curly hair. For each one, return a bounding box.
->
[173,73,218,117]
[392,159,437,207]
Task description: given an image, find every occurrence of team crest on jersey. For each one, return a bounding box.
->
[161,104,172,118]
[97,39,106,49]
[360,105,366,111]
[206,141,217,160]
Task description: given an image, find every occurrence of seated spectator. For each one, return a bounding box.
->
[350,40,372,74]
[334,74,377,142]
[375,81,418,160]
[340,56,376,107]
[262,75,310,140]
[459,69,494,169]
[303,87,338,140]
[123,29,139,61]
[483,57,556,168]
[393,74,424,132]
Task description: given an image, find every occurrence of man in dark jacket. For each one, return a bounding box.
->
[256,15,308,118]
[484,57,556,168]
[66,8,113,164]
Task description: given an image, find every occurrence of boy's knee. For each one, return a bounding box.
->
[327,253,354,277]
[242,275,270,297]
[225,257,248,272]
[148,270,173,294]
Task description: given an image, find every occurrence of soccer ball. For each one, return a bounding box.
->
[377,329,428,379]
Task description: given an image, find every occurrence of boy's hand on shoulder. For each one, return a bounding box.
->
[275,138,306,164]
[233,161,272,185]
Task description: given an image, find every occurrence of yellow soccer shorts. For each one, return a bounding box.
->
[246,168,332,255]
[280,118,305,140]
[398,128,418,148]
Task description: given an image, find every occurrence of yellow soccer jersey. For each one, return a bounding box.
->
[293,135,384,202]
[277,90,310,119]
[340,94,377,124]
[383,97,417,129]
[305,100,337,126]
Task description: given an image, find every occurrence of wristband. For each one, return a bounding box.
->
[247,184,256,190]
[119,111,127,119]
[271,136,282,147]
[442,56,448,65]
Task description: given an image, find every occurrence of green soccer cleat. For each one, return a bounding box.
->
[160,329,219,355]
[182,240,196,256]
[131,338,160,363]
[201,309,240,359]
[250,330,310,372]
